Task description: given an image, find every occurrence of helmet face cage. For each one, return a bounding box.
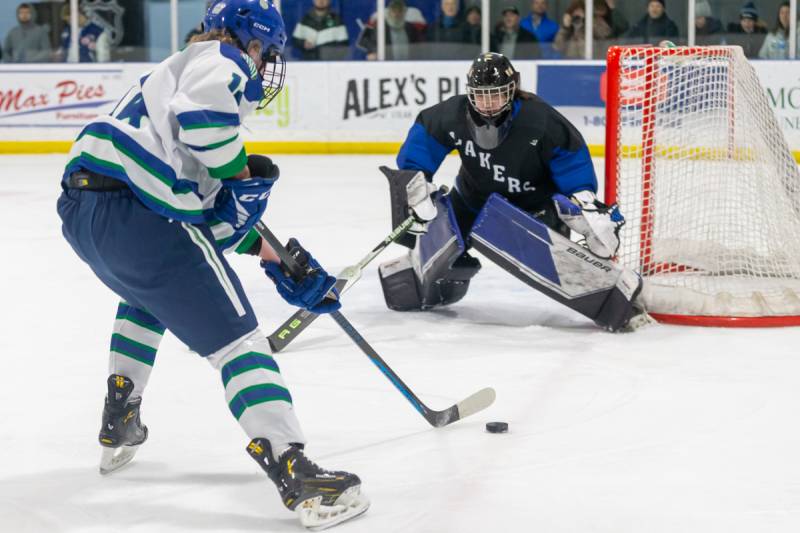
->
[204,1,288,109]
[466,80,516,119]
[258,49,286,110]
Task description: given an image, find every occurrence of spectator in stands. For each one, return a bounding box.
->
[3,3,52,63]
[627,0,679,45]
[554,0,614,59]
[596,0,629,38]
[291,0,349,60]
[357,0,425,61]
[427,0,467,44]
[366,1,427,34]
[694,1,724,45]
[759,2,797,59]
[464,5,482,45]
[726,2,767,59]
[58,4,110,63]
[520,0,559,43]
[403,4,429,35]
[491,6,539,59]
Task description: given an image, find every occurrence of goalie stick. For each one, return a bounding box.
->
[267,215,416,353]
[253,221,496,428]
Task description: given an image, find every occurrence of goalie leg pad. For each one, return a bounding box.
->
[380,166,426,249]
[470,194,641,331]
[436,252,482,306]
[379,252,481,311]
[379,253,423,311]
[379,194,480,310]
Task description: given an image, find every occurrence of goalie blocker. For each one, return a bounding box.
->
[379,192,482,311]
[380,189,642,332]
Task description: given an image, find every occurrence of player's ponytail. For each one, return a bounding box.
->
[188,29,237,46]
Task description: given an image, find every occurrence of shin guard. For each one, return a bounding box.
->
[207,330,305,449]
[109,302,165,399]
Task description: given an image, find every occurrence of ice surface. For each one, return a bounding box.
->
[1,154,800,533]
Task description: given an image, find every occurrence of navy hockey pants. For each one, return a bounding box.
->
[57,187,258,356]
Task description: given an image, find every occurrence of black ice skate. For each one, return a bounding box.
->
[98,374,148,475]
[247,438,369,530]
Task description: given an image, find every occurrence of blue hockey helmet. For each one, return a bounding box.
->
[204,0,287,108]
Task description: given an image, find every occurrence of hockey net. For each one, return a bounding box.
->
[605,45,800,326]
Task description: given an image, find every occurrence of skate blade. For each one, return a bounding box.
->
[99,444,140,475]
[297,486,370,531]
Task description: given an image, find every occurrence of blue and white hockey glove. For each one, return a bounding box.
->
[262,238,341,314]
[214,177,274,232]
[213,155,279,242]
[553,190,624,259]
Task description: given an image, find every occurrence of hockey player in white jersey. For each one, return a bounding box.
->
[56,1,368,529]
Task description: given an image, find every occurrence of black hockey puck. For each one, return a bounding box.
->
[485,421,508,433]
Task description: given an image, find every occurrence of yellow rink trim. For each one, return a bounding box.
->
[619,144,762,161]
[0,141,75,154]
[1,140,798,163]
[0,140,404,155]
[592,144,800,162]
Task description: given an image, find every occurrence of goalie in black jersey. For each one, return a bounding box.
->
[379,52,645,331]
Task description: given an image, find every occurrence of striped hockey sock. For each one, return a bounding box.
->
[109,302,165,399]
[209,330,305,453]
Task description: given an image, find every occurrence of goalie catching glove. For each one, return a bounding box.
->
[262,238,341,314]
[553,190,624,259]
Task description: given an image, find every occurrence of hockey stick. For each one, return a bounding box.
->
[253,221,496,428]
[267,215,416,353]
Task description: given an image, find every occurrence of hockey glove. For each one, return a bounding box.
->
[553,190,624,259]
[262,238,341,314]
[213,156,279,241]
[214,177,274,229]
[406,171,438,236]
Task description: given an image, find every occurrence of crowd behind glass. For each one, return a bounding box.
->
[1,0,797,63]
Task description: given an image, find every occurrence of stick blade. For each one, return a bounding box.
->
[457,387,496,419]
[429,387,497,428]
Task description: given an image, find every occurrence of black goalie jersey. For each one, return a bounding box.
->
[396,94,598,214]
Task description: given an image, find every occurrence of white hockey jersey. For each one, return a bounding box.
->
[63,41,265,249]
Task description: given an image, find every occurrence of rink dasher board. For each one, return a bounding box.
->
[1,60,799,160]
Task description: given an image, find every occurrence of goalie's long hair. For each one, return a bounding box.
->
[516,88,536,102]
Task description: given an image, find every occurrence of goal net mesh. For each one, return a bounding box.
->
[606,46,800,320]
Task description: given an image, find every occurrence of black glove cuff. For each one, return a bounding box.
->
[247,155,280,180]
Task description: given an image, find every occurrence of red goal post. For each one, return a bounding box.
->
[604,45,800,327]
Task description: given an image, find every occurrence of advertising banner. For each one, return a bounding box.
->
[533,60,800,151]
[536,61,607,146]
[0,64,146,140]
[0,60,799,154]
[239,61,537,142]
[753,62,800,146]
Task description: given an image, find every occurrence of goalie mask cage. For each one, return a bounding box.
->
[605,45,800,327]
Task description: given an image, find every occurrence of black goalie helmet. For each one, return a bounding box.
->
[465,53,520,150]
